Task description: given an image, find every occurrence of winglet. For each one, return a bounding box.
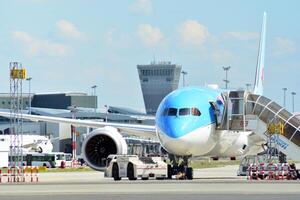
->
[253,12,267,95]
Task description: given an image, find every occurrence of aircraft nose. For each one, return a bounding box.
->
[158,117,191,138]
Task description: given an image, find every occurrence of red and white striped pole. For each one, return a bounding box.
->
[71,125,76,161]
[71,107,77,168]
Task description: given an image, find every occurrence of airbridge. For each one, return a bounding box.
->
[220,90,300,161]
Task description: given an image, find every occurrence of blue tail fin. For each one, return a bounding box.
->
[253,12,267,95]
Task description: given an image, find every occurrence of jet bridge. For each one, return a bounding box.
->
[221,90,300,161]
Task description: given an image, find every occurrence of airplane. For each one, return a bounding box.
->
[0,12,268,179]
[0,134,53,153]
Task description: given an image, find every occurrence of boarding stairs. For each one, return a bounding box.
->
[219,90,300,162]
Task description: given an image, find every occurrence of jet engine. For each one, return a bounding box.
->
[81,126,127,171]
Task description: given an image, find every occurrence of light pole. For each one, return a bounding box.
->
[223,66,231,89]
[181,71,188,87]
[26,77,32,114]
[91,85,97,114]
[282,88,287,108]
[245,83,251,91]
[291,92,296,113]
[104,105,108,122]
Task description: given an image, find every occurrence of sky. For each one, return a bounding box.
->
[0,0,299,113]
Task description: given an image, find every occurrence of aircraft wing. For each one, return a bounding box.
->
[0,111,156,138]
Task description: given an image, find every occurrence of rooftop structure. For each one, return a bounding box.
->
[137,61,181,115]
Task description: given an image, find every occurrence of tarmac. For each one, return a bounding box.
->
[0,165,300,200]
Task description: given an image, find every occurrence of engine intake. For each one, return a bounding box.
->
[82,127,127,171]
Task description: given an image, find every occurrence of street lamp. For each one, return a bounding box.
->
[245,83,251,91]
[91,85,97,114]
[222,66,231,89]
[181,71,188,87]
[291,92,296,113]
[104,105,108,122]
[26,77,32,114]
[282,88,288,108]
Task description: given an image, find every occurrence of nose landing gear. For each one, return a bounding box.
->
[167,155,193,180]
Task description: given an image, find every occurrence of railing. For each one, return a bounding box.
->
[245,94,300,148]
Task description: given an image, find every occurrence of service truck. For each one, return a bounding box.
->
[105,154,168,181]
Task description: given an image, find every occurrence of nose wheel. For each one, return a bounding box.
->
[167,155,193,180]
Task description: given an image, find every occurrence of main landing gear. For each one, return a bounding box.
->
[167,155,193,180]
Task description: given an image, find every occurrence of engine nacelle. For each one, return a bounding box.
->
[82,126,127,171]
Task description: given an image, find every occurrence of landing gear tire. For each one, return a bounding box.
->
[186,167,193,180]
[112,163,121,181]
[141,177,149,180]
[127,163,137,180]
[167,164,172,179]
[167,155,193,180]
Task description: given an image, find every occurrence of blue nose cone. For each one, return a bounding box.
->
[157,116,202,138]
[155,87,220,139]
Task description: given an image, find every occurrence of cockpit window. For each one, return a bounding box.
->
[179,108,190,116]
[191,108,201,116]
[167,108,177,116]
[162,108,169,116]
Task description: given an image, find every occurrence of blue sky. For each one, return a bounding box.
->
[0,0,299,112]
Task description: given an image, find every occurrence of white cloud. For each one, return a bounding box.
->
[56,20,85,40]
[178,20,209,46]
[225,32,259,40]
[137,24,164,47]
[12,31,68,57]
[129,0,152,15]
[274,37,296,55]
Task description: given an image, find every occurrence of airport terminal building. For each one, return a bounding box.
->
[0,92,154,155]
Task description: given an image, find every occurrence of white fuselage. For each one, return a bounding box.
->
[157,125,264,157]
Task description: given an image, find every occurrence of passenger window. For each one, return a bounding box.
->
[191,108,201,116]
[168,108,177,116]
[179,108,190,116]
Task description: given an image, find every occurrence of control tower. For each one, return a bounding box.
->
[137,61,182,115]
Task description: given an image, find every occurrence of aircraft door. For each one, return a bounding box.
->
[209,94,226,129]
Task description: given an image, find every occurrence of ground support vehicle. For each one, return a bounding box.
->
[105,155,168,181]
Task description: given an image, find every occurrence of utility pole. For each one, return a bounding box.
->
[26,77,32,114]
[282,88,288,108]
[291,92,296,113]
[222,66,231,89]
[181,71,188,87]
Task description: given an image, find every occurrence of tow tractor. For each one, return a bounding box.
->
[105,155,168,181]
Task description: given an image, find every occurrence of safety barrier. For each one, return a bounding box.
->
[71,159,78,168]
[0,167,10,183]
[0,166,39,183]
[247,163,298,180]
[247,164,258,180]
